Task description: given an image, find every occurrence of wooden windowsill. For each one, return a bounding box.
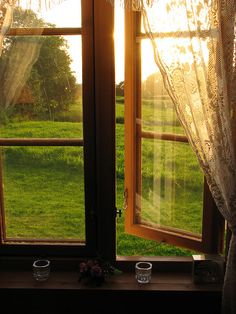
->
[0,270,222,292]
[0,270,223,314]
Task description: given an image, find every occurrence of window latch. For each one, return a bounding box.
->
[115,207,122,218]
[115,189,128,218]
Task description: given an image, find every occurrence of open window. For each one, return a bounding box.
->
[124,9,225,254]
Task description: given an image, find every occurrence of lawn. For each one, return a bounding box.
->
[0,98,203,256]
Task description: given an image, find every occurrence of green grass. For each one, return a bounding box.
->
[3,145,85,240]
[115,98,203,256]
[0,98,203,256]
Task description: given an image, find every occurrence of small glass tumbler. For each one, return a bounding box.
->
[135,261,152,284]
[33,259,50,281]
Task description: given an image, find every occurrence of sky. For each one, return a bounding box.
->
[23,0,155,84]
[41,0,125,84]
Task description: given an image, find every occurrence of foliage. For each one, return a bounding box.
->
[0,7,77,123]
[32,35,77,120]
[142,72,169,98]
[78,258,120,286]
[115,81,124,96]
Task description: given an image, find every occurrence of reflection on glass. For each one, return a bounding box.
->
[141,40,183,135]
[140,35,204,236]
[139,136,203,235]
[2,146,85,241]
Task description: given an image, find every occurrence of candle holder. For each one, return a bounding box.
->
[33,259,51,281]
[135,261,152,284]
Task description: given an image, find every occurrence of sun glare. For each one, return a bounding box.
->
[16,0,210,85]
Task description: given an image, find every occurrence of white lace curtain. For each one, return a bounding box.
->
[110,1,236,313]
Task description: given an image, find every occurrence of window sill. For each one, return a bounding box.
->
[0,270,222,292]
[0,270,222,314]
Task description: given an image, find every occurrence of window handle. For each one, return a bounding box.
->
[115,207,122,218]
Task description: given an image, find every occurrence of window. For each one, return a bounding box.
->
[0,0,225,262]
[123,9,225,254]
[0,0,115,258]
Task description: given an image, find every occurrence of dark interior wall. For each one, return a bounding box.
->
[0,290,222,314]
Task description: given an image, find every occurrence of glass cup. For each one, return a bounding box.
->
[135,261,152,284]
[33,259,51,281]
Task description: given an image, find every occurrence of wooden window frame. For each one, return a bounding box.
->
[0,0,117,258]
[124,9,225,254]
[0,0,225,268]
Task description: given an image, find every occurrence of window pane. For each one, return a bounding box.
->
[141,40,185,135]
[13,0,81,28]
[139,37,204,236]
[139,139,203,235]
[0,35,82,136]
[1,146,85,241]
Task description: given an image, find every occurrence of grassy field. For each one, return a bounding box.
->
[115,97,203,256]
[0,98,203,256]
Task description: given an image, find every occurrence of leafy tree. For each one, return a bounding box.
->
[0,7,77,122]
[33,35,76,120]
[116,81,124,97]
[142,72,168,98]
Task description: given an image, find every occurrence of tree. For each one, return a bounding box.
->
[0,7,77,122]
[116,81,124,97]
[142,72,168,98]
[33,35,77,120]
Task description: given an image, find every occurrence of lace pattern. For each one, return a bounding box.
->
[140,1,236,313]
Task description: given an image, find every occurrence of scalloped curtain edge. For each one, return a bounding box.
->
[106,0,155,10]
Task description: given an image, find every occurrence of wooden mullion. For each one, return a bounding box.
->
[0,138,83,146]
[141,130,188,143]
[7,27,82,36]
[81,0,97,256]
[94,0,116,262]
[136,29,215,40]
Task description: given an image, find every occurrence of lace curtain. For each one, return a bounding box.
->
[0,0,64,120]
[107,0,154,10]
[111,0,236,313]
[0,1,63,56]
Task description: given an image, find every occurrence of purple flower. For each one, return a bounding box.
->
[78,258,120,286]
[79,262,88,273]
[90,265,103,278]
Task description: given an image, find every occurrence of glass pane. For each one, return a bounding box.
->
[139,37,204,236]
[2,146,85,241]
[0,35,82,137]
[13,0,81,28]
[139,133,203,236]
[141,40,184,135]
